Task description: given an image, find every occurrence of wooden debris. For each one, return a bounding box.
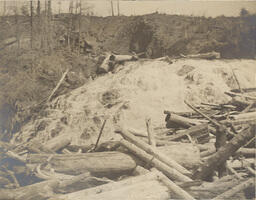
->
[212,178,255,200]
[27,151,136,177]
[119,138,192,182]
[193,125,255,180]
[165,124,209,143]
[164,111,203,128]
[50,171,161,200]
[93,119,107,151]
[157,171,196,200]
[116,128,192,176]
[47,68,69,103]
[43,134,71,152]
[180,51,220,59]
[146,118,156,147]
[225,91,256,101]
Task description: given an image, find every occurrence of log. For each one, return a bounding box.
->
[27,151,136,177]
[58,179,170,200]
[229,111,256,121]
[181,51,220,59]
[225,91,256,101]
[146,118,156,146]
[193,125,255,180]
[164,111,203,128]
[157,144,201,170]
[120,139,192,182]
[156,171,196,200]
[184,100,234,137]
[227,158,255,169]
[97,53,112,73]
[47,68,69,102]
[43,134,72,152]
[165,124,209,143]
[0,172,108,200]
[50,171,160,199]
[116,128,192,176]
[231,87,256,93]
[212,178,255,200]
[113,54,137,62]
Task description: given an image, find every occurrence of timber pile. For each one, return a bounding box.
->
[0,87,255,199]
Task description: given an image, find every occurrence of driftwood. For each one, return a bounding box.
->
[227,158,255,169]
[93,119,107,151]
[164,111,204,128]
[119,139,192,182]
[212,178,255,200]
[157,144,201,170]
[146,118,156,146]
[27,151,136,177]
[225,91,256,101]
[43,134,71,152]
[116,128,192,176]
[64,180,170,200]
[0,172,109,200]
[193,125,255,180]
[180,51,220,59]
[156,171,196,200]
[164,124,209,143]
[50,171,161,199]
[47,68,69,103]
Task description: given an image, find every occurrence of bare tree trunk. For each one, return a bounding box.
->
[110,0,114,16]
[117,0,120,16]
[30,0,33,49]
[15,1,20,52]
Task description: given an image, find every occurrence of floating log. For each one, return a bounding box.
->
[119,139,192,182]
[193,125,255,180]
[27,151,136,177]
[212,178,255,200]
[116,128,192,176]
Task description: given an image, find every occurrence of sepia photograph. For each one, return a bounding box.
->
[0,0,255,199]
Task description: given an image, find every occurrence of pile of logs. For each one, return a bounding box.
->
[0,88,255,199]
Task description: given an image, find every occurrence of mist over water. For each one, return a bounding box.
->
[1,0,256,17]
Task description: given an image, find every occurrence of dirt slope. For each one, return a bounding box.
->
[11,59,256,146]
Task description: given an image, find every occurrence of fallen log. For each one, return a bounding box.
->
[225,91,256,101]
[157,144,201,170]
[119,139,192,182]
[164,111,203,128]
[227,158,255,169]
[146,118,156,146]
[231,87,256,93]
[49,171,160,199]
[165,124,209,143]
[27,151,136,177]
[116,128,192,176]
[193,125,255,180]
[47,68,69,103]
[212,178,255,200]
[180,51,220,59]
[156,171,196,200]
[43,134,71,152]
